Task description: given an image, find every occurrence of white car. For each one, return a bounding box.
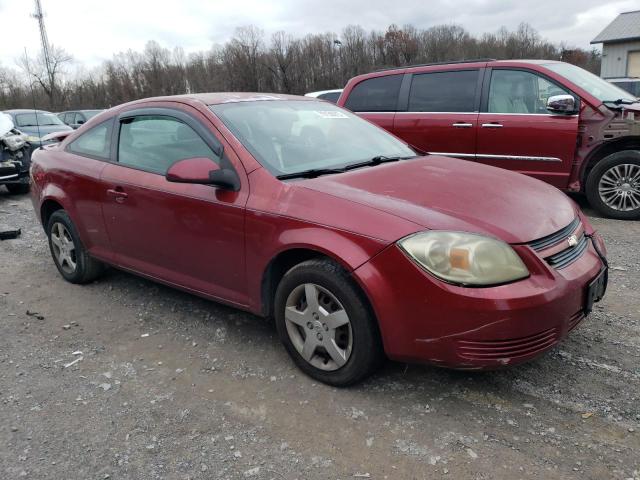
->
[304,89,343,103]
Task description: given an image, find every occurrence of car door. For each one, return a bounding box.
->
[393,68,482,157]
[100,105,250,307]
[475,68,579,188]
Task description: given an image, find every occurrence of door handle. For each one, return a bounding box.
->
[481,123,503,128]
[452,122,473,128]
[107,187,128,203]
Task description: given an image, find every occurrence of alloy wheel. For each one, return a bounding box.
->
[50,222,77,274]
[284,283,353,371]
[598,163,640,212]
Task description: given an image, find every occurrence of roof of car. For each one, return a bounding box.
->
[3,109,53,114]
[364,59,563,77]
[122,92,315,108]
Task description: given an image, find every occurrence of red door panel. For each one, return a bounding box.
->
[101,164,249,306]
[393,112,478,156]
[475,113,578,188]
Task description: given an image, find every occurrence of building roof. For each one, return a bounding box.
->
[592,10,640,44]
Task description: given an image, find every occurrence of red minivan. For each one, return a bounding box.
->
[338,60,640,220]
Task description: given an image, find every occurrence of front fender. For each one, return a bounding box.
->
[245,210,389,314]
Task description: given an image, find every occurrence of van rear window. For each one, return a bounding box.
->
[344,75,402,112]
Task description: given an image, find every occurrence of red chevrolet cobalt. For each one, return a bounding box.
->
[29,93,608,386]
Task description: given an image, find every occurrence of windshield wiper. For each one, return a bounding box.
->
[603,98,638,106]
[276,167,346,180]
[343,154,417,171]
[276,155,418,180]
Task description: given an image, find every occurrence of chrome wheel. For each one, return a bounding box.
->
[598,163,640,212]
[284,283,353,371]
[50,222,77,274]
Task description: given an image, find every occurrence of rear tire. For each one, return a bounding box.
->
[5,183,30,195]
[47,210,105,284]
[586,151,640,220]
[274,258,384,387]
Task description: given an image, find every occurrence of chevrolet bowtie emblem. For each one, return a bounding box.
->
[567,234,578,247]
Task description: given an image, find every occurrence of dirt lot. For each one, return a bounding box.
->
[0,189,639,480]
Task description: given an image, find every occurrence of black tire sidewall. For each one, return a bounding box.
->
[586,151,640,220]
[274,259,383,387]
[47,210,90,283]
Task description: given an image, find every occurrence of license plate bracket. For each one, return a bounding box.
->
[585,268,607,315]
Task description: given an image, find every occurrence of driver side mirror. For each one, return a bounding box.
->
[166,157,240,191]
[547,95,577,114]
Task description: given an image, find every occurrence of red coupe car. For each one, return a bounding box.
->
[29,93,608,386]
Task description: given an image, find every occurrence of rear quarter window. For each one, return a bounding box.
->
[344,75,402,112]
[67,120,112,160]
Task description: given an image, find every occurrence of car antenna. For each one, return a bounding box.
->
[23,47,43,147]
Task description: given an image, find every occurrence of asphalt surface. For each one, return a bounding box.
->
[1,189,639,480]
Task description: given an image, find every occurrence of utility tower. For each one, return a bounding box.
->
[31,0,53,84]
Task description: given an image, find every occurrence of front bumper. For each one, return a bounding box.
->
[353,230,606,369]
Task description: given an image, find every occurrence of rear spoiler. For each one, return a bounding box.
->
[41,130,73,142]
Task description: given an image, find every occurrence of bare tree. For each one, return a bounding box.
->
[18,45,72,110]
[0,22,601,111]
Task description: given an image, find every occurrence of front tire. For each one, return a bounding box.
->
[47,210,104,284]
[274,259,384,387]
[586,151,640,220]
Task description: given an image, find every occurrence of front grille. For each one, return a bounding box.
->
[568,310,585,332]
[527,217,580,252]
[457,327,558,360]
[523,217,589,269]
[545,234,589,269]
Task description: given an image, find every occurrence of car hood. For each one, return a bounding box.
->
[300,156,577,244]
[17,124,73,137]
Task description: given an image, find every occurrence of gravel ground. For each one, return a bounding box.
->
[1,188,639,480]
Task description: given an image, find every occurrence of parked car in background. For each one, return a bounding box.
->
[0,113,31,194]
[608,78,640,98]
[29,92,607,386]
[305,89,343,103]
[57,109,104,129]
[338,59,640,219]
[2,109,73,150]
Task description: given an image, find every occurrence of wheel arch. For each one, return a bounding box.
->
[40,198,65,232]
[259,247,379,329]
[581,137,640,188]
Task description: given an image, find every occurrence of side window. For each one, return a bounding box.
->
[344,75,402,112]
[74,113,86,125]
[488,70,571,114]
[62,113,72,124]
[409,70,479,112]
[117,115,220,175]
[67,120,112,159]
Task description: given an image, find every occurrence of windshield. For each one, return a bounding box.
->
[210,100,415,176]
[545,63,637,103]
[15,112,65,127]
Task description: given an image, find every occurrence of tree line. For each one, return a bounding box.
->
[0,22,601,111]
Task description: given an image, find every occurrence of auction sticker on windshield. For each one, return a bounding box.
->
[314,111,349,119]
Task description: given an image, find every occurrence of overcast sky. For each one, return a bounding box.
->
[0,0,636,71]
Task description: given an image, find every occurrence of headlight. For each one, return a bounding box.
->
[398,231,529,286]
[26,135,42,142]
